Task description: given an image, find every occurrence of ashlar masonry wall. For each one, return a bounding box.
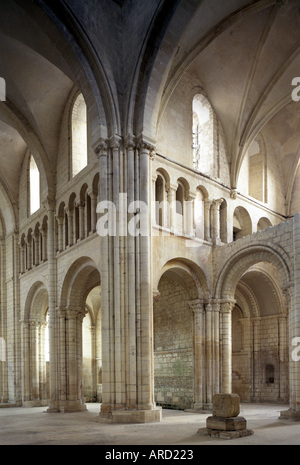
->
[153,275,194,410]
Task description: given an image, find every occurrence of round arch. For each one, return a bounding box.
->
[23,281,49,322]
[22,281,50,405]
[257,217,272,231]
[60,256,101,310]
[5,0,118,141]
[215,244,292,301]
[155,257,209,300]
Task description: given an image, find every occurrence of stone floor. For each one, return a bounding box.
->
[0,402,299,445]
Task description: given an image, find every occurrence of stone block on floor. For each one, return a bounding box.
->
[212,393,240,418]
[206,415,247,431]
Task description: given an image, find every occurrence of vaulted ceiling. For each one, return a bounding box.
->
[158,0,300,214]
[0,0,299,222]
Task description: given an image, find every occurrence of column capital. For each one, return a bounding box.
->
[65,306,87,320]
[212,198,224,208]
[93,138,108,156]
[188,299,205,313]
[220,300,236,313]
[108,135,122,151]
[136,134,156,156]
[124,133,135,150]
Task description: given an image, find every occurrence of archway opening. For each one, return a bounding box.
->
[82,284,101,403]
[59,258,101,411]
[153,265,199,410]
[232,262,288,404]
[23,284,49,406]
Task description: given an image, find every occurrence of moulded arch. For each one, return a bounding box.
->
[233,206,252,240]
[80,183,88,202]
[68,192,77,210]
[177,177,190,199]
[257,217,272,231]
[196,184,209,200]
[0,103,55,203]
[92,172,99,196]
[23,281,49,321]
[156,167,171,190]
[155,257,209,300]
[234,284,259,319]
[57,201,65,217]
[60,256,100,310]
[18,1,119,140]
[0,180,16,235]
[215,245,292,302]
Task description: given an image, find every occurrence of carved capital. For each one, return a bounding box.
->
[94,138,108,157]
[220,300,236,313]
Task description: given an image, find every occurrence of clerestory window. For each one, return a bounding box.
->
[29,154,40,215]
[71,93,88,177]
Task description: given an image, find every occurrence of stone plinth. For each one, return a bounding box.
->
[205,394,253,439]
[206,415,246,431]
[97,407,162,424]
[212,393,240,418]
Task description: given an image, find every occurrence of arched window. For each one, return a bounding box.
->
[71,93,88,177]
[192,94,214,174]
[265,364,275,384]
[257,217,272,231]
[233,207,252,241]
[29,154,40,214]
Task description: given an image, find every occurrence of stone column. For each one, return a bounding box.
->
[125,135,137,410]
[30,321,40,402]
[58,307,87,412]
[41,226,47,262]
[21,320,30,403]
[89,192,97,233]
[211,199,223,245]
[46,200,59,413]
[56,216,64,253]
[19,242,25,274]
[152,174,157,226]
[251,317,261,402]
[78,202,85,240]
[136,138,155,413]
[205,302,213,406]
[204,200,211,242]
[95,139,113,415]
[67,208,74,246]
[95,135,161,423]
[185,194,195,236]
[189,299,205,410]
[34,233,40,266]
[220,301,235,393]
[39,321,47,402]
[278,315,288,402]
[212,300,221,395]
[167,185,177,232]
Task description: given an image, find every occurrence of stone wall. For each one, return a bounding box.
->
[153,276,194,410]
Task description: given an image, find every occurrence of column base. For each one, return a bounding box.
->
[23,400,48,408]
[192,403,212,413]
[47,400,87,413]
[280,408,300,421]
[97,407,162,424]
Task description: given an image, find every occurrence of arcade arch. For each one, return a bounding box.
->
[216,246,291,404]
